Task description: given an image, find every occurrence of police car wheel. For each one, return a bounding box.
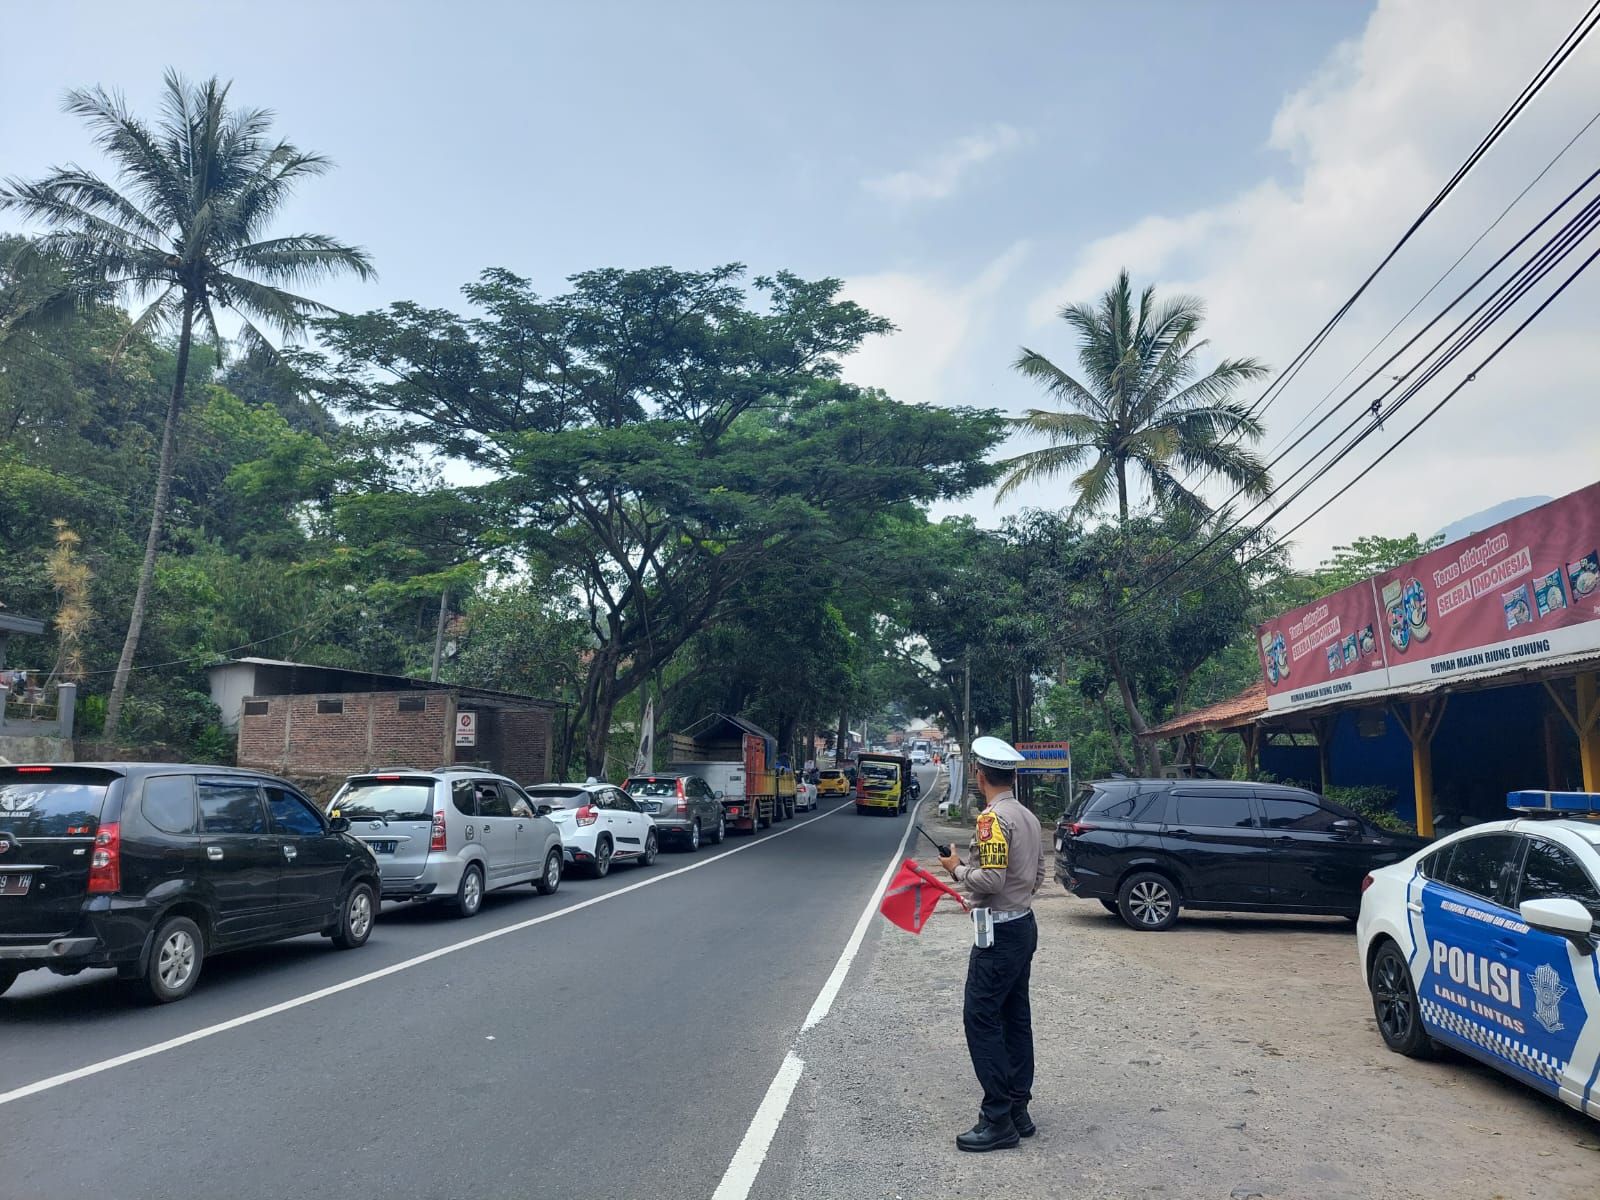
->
[1369,941,1436,1059]
[1117,872,1179,931]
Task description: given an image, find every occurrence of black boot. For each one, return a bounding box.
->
[1011,1105,1036,1138]
[956,1117,1020,1153]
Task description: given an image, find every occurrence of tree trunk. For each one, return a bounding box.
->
[835,707,848,762]
[582,657,619,779]
[1093,695,1136,774]
[1106,646,1157,775]
[102,295,196,744]
[1115,457,1129,523]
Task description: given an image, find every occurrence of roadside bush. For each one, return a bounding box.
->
[1325,784,1415,835]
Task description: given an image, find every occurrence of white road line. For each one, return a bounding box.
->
[801,811,919,1031]
[710,1051,807,1200]
[0,799,849,1109]
[712,796,926,1200]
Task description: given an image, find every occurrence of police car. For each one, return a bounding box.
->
[1357,791,1600,1119]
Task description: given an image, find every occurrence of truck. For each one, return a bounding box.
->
[855,751,912,816]
[668,712,797,834]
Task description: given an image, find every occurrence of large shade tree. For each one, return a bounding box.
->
[316,265,1002,775]
[999,269,1269,522]
[0,71,373,740]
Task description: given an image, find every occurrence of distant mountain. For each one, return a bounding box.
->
[1433,496,1550,547]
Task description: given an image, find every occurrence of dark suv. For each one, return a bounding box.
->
[1055,778,1424,931]
[0,763,381,1003]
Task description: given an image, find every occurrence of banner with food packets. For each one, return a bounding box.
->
[1258,480,1600,713]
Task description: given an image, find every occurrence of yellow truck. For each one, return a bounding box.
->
[855,752,911,816]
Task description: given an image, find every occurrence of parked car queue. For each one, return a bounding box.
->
[0,761,842,1006]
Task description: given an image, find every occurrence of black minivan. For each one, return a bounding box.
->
[1055,778,1425,931]
[0,763,381,1002]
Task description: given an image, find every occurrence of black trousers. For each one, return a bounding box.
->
[962,910,1037,1124]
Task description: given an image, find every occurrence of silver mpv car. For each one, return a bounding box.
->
[330,768,563,918]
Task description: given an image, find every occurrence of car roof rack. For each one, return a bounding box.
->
[1506,790,1600,819]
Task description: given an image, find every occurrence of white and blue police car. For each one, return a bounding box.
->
[1357,791,1600,1119]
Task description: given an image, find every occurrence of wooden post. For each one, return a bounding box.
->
[1578,673,1600,793]
[1541,673,1600,792]
[1544,709,1566,791]
[1240,724,1261,780]
[1389,697,1448,838]
[1309,715,1334,794]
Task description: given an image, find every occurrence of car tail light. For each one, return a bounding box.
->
[676,778,688,814]
[430,807,447,852]
[1068,822,1096,836]
[16,765,52,773]
[1360,873,1375,895]
[88,823,121,894]
[576,805,599,827]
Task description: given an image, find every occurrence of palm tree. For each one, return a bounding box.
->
[999,269,1270,523]
[0,71,374,741]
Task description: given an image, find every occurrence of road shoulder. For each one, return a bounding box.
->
[770,804,1600,1200]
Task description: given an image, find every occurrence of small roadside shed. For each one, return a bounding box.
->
[206,657,564,785]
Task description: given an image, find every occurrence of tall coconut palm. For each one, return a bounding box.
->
[0,71,373,741]
[998,269,1269,523]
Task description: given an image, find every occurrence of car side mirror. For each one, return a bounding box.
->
[1520,897,1596,953]
[1331,819,1360,837]
[536,804,555,816]
[714,790,724,800]
[328,815,351,833]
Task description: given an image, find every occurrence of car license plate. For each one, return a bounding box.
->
[0,873,33,896]
[367,841,397,855]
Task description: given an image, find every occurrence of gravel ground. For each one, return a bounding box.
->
[773,801,1600,1200]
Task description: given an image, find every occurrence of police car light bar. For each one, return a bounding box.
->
[1506,790,1600,817]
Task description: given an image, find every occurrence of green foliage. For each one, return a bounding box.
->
[316,265,1002,774]
[1316,533,1445,592]
[1000,269,1270,521]
[1325,784,1416,835]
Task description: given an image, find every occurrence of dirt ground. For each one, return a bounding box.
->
[775,803,1600,1200]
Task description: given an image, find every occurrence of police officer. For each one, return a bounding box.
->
[937,735,1045,1152]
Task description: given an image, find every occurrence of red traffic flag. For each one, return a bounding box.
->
[879,859,968,934]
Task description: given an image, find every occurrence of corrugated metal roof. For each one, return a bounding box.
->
[1146,682,1267,739]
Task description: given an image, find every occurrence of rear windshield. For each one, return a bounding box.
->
[820,771,845,780]
[526,788,586,809]
[626,779,679,797]
[862,765,897,783]
[0,770,112,836]
[334,779,435,822]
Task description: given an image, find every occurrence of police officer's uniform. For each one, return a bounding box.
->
[949,736,1046,1151]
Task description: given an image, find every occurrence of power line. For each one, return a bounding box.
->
[1144,0,1600,508]
[1262,103,1600,464]
[1052,164,1600,657]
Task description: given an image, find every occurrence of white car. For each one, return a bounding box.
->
[793,780,818,812]
[910,749,930,765]
[524,780,658,878]
[1357,791,1600,1120]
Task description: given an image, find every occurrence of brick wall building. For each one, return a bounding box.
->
[210,658,561,785]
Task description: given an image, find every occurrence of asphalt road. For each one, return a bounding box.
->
[0,764,942,1200]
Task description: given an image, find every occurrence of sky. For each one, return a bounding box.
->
[3,0,1598,568]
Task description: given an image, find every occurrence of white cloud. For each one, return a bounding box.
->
[1021,0,1600,566]
[862,123,1028,204]
[842,243,1029,407]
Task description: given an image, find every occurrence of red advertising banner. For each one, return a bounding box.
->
[1259,480,1600,713]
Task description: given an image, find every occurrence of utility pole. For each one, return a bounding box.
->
[430,589,449,683]
[961,645,973,817]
